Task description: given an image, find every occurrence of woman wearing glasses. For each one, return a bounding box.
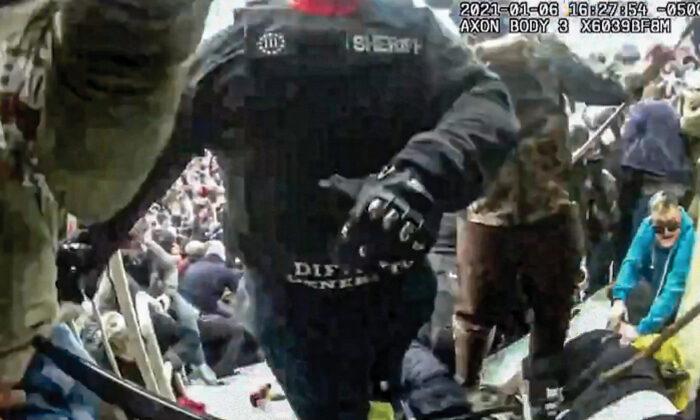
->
[609,190,696,344]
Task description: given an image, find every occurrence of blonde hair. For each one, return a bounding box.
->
[649,190,680,216]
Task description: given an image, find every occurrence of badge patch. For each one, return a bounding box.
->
[256,32,286,55]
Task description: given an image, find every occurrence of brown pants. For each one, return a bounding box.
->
[453,213,581,386]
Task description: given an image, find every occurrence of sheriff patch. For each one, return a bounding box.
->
[348,34,423,55]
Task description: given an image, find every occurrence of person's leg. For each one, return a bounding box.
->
[197,314,262,377]
[519,212,581,409]
[169,293,205,365]
[586,237,615,295]
[244,268,374,420]
[426,253,458,347]
[370,259,437,397]
[453,219,512,387]
[150,310,181,352]
[169,292,218,383]
[614,169,643,275]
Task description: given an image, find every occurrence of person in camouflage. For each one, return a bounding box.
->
[452,34,626,416]
[0,0,211,407]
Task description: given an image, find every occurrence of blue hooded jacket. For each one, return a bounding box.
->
[612,208,695,334]
[620,100,692,186]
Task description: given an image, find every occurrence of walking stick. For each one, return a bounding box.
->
[571,103,628,164]
[600,300,700,381]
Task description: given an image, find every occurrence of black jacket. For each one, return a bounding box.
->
[179,255,242,315]
[84,0,518,279]
[189,1,518,272]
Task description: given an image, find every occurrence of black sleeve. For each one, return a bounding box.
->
[190,24,247,153]
[390,13,519,212]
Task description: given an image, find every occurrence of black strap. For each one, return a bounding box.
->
[32,336,220,420]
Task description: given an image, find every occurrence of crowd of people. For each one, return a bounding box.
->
[6,0,700,419]
[398,31,700,419]
[94,33,700,418]
[82,151,263,386]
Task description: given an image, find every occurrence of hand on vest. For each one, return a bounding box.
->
[332,166,436,273]
[618,322,639,346]
[607,299,627,330]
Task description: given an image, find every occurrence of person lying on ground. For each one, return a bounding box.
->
[399,327,686,419]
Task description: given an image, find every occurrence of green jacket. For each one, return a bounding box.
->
[0,0,210,384]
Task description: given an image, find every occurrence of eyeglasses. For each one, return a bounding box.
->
[653,221,680,234]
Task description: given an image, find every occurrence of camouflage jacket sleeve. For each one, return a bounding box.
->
[83,27,242,277]
[37,0,212,224]
[390,12,519,212]
[0,1,210,386]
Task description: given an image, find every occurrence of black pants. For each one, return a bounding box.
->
[452,212,582,388]
[426,253,457,345]
[586,237,615,294]
[198,314,262,377]
[152,312,261,376]
[614,169,644,276]
[243,260,436,420]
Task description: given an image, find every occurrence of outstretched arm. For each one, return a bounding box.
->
[83,25,246,284]
[334,12,518,268]
[612,219,654,302]
[38,0,212,223]
[638,229,695,334]
[390,13,519,212]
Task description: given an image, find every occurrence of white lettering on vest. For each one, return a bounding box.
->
[351,34,422,55]
[294,262,311,276]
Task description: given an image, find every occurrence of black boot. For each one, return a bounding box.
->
[522,354,565,420]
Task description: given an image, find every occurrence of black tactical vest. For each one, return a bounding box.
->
[211,4,452,272]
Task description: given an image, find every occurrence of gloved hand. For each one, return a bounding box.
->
[607,299,627,330]
[56,233,96,304]
[618,322,639,346]
[325,165,437,273]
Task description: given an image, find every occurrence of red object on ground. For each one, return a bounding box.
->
[249,384,273,408]
[178,396,207,415]
[291,0,360,16]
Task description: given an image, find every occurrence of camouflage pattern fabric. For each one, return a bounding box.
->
[467,34,626,228]
[0,0,210,386]
[467,106,573,226]
[0,5,62,385]
[467,36,573,226]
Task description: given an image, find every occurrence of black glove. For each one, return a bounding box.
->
[55,231,103,303]
[324,166,437,273]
